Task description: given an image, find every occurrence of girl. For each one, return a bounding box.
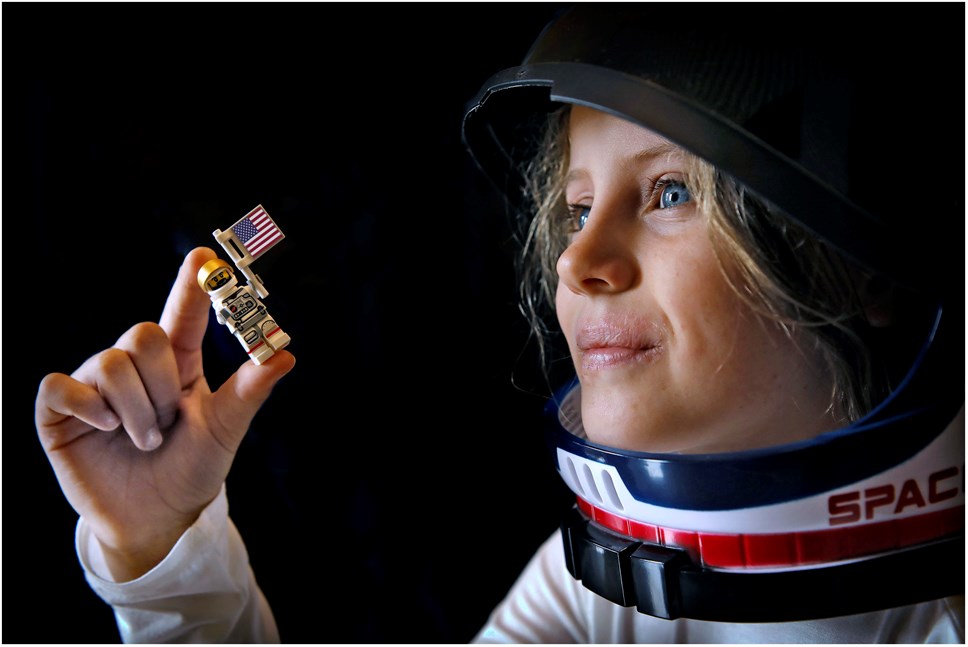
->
[462,4,963,641]
[34,4,963,642]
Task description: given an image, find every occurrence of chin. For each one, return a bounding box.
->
[583,413,669,453]
[582,404,720,454]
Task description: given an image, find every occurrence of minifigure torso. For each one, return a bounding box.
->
[215,285,265,329]
[204,274,290,366]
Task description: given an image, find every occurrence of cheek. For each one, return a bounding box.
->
[655,261,778,408]
[665,268,788,400]
[652,248,741,353]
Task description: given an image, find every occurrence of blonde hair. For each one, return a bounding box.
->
[516,107,880,422]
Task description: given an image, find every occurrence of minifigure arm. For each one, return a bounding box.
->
[76,485,280,643]
[206,296,228,326]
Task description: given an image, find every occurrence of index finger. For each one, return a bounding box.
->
[159,246,218,380]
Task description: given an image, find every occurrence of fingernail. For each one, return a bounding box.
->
[102,411,121,430]
[143,427,163,451]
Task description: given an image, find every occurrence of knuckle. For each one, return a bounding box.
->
[126,322,171,353]
[37,372,67,395]
[94,347,133,379]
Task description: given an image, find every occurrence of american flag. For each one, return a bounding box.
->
[230,205,285,260]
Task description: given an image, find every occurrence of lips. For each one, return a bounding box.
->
[576,317,664,371]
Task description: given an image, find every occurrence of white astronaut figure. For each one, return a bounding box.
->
[197,258,291,365]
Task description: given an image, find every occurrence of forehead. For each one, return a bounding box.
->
[567,106,686,173]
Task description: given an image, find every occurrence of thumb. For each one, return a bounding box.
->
[209,350,296,451]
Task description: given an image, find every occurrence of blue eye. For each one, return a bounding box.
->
[659,181,691,209]
[568,205,591,231]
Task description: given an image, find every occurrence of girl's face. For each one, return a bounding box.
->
[556,106,840,453]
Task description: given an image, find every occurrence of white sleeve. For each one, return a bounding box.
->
[76,484,280,643]
[472,530,589,643]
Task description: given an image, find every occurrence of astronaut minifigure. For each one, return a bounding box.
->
[197,258,291,365]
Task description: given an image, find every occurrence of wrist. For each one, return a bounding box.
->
[97,524,191,582]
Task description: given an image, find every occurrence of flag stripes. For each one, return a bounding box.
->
[231,205,284,260]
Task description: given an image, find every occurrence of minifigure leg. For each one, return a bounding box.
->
[264,325,291,352]
[248,340,275,365]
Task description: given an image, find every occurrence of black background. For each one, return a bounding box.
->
[5,3,577,643]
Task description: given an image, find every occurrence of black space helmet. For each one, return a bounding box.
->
[463,4,964,623]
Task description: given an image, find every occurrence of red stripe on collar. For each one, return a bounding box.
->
[576,497,964,569]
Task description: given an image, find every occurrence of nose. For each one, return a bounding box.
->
[556,208,639,296]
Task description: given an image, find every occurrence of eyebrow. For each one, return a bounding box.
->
[565,141,684,185]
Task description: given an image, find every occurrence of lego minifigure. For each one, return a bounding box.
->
[197,258,290,365]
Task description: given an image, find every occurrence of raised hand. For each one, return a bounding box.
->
[35,247,295,581]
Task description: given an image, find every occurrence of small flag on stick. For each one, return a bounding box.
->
[216,204,284,266]
[213,204,285,298]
